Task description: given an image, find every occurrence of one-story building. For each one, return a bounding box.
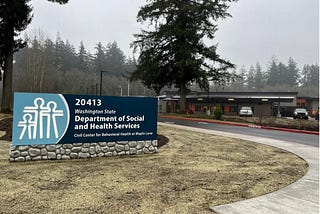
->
[159,91,300,117]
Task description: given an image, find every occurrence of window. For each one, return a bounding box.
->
[230,106,238,113]
[195,104,202,112]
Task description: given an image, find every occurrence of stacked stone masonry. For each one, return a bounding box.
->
[9,140,158,162]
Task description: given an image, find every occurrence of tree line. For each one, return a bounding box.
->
[214,57,319,97]
[12,32,153,96]
[14,32,318,98]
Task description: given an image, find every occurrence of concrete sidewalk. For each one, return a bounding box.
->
[159,122,319,214]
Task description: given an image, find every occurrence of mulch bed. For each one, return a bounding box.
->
[157,134,169,148]
[0,117,12,141]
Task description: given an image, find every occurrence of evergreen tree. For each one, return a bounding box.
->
[247,65,255,89]
[277,62,287,86]
[42,37,56,92]
[125,58,137,74]
[266,57,279,86]
[0,0,68,111]
[105,41,126,75]
[253,62,264,89]
[0,0,32,111]
[132,0,237,112]
[62,40,77,72]
[77,41,95,94]
[301,65,310,86]
[93,42,106,73]
[299,64,319,96]
[286,57,299,87]
[309,64,319,87]
[53,34,65,72]
[77,41,90,72]
[301,64,319,87]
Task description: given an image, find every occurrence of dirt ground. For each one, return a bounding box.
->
[0,115,12,141]
[0,123,308,214]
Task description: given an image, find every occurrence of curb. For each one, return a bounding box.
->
[159,115,319,135]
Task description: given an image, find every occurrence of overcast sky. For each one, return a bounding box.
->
[26,0,319,70]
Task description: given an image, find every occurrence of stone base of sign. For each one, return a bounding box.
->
[9,140,158,162]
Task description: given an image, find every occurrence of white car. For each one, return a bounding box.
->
[239,107,253,117]
[293,108,308,120]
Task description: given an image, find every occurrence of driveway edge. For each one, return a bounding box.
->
[159,115,319,135]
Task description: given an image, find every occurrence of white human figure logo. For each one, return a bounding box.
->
[40,101,64,139]
[18,98,64,140]
[18,114,36,140]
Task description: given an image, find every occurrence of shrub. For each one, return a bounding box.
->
[214,105,223,120]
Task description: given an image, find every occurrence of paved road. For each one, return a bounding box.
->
[158,117,319,147]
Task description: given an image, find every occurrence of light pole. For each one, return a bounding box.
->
[100,70,111,96]
[121,72,131,96]
[127,80,130,96]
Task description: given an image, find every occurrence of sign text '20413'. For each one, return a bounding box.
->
[75,98,102,106]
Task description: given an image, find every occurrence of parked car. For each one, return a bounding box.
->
[239,107,253,117]
[293,108,308,120]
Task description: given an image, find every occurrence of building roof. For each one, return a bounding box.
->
[162,91,298,103]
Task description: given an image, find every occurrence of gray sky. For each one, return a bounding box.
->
[26,0,319,70]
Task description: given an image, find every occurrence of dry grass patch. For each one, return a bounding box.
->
[0,125,307,214]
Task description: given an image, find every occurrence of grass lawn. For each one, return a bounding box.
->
[0,125,307,214]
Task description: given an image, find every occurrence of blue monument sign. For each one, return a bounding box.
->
[13,92,158,146]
